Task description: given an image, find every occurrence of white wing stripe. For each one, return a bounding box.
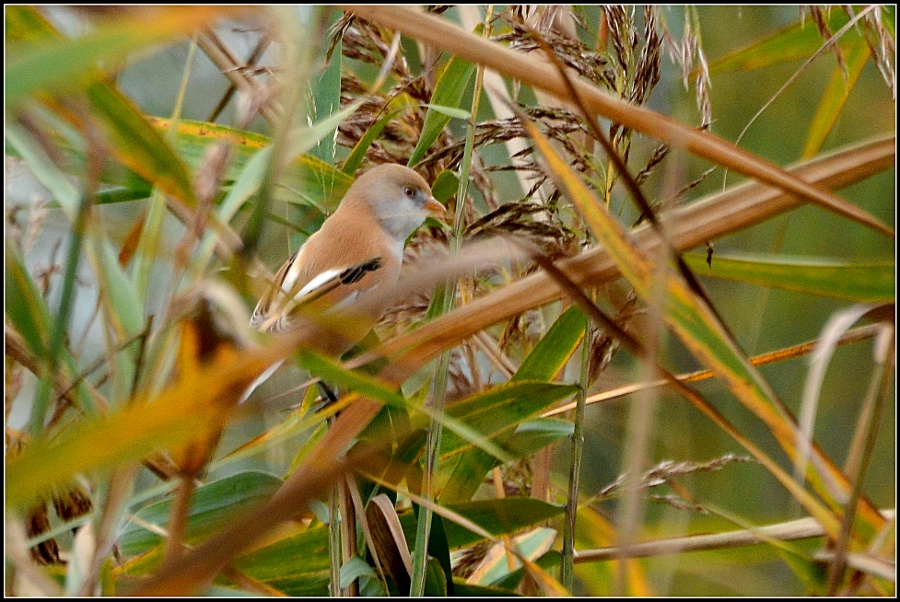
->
[295,268,343,302]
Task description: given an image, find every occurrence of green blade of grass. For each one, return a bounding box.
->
[439,381,579,460]
[117,471,283,558]
[707,8,864,73]
[5,244,53,364]
[7,118,145,405]
[504,417,574,457]
[408,56,475,166]
[5,247,101,419]
[297,350,514,464]
[512,305,587,382]
[436,381,578,503]
[309,8,343,165]
[467,528,558,587]
[230,525,331,596]
[419,498,564,550]
[685,252,895,303]
[342,108,402,175]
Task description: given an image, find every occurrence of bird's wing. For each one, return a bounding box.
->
[251,254,386,333]
[249,247,301,331]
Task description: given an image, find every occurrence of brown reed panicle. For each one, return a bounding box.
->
[332,6,694,379]
[850,5,896,97]
[333,5,696,242]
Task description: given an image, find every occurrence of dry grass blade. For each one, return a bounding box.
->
[196,28,282,125]
[374,135,894,372]
[545,323,884,416]
[339,5,894,238]
[827,319,895,594]
[4,322,107,414]
[817,549,896,583]
[574,509,896,562]
[206,31,272,123]
[366,493,413,591]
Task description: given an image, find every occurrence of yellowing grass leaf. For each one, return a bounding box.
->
[6,340,285,511]
[83,85,199,208]
[150,117,354,212]
[147,116,268,178]
[802,43,871,158]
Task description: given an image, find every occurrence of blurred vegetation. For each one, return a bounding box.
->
[5,5,895,597]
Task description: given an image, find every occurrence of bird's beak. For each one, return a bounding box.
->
[424,196,448,219]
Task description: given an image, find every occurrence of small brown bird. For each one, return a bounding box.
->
[250,163,444,354]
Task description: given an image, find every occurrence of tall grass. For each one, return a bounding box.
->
[5,5,895,596]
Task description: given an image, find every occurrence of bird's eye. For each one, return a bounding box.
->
[404,187,415,198]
